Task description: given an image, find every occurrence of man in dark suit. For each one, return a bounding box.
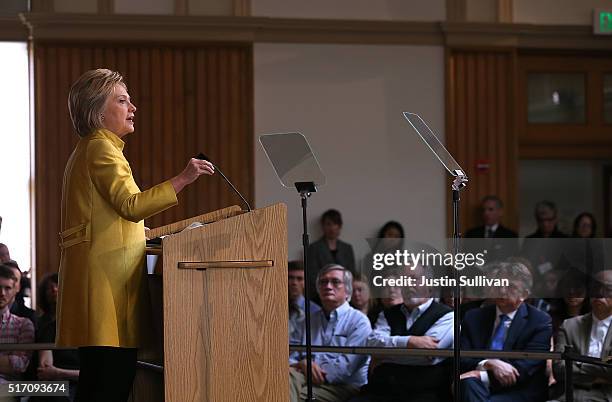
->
[522,201,568,279]
[307,209,356,303]
[460,261,552,402]
[465,196,518,264]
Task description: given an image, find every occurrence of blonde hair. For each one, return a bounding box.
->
[68,69,126,137]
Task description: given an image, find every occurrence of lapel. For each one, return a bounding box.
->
[599,315,612,361]
[482,305,498,348]
[503,303,528,350]
[580,314,593,356]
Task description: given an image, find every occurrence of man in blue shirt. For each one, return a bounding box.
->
[290,264,371,402]
[289,260,321,345]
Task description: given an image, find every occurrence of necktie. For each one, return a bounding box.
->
[490,314,510,351]
[596,322,607,358]
[485,227,493,238]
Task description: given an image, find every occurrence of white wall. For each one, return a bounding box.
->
[514,0,612,25]
[0,42,31,271]
[255,43,446,264]
[252,0,446,21]
[519,160,605,237]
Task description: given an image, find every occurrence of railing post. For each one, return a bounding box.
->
[564,345,574,402]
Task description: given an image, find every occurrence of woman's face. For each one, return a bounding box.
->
[565,296,585,309]
[382,226,402,250]
[46,280,58,306]
[381,286,403,307]
[564,285,586,308]
[322,218,341,241]
[102,84,136,138]
[576,216,594,238]
[352,280,370,308]
[383,227,402,239]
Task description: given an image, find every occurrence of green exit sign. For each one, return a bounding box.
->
[594,9,612,34]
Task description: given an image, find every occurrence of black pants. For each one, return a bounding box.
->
[75,346,137,402]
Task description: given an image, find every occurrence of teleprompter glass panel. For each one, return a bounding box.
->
[527,73,585,124]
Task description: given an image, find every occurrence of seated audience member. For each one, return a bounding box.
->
[288,260,320,345]
[553,270,612,401]
[0,264,35,386]
[549,270,591,339]
[363,221,405,276]
[289,264,370,402]
[459,261,552,402]
[307,209,356,303]
[0,244,9,264]
[3,260,36,329]
[508,257,553,313]
[350,274,373,317]
[465,196,518,263]
[525,201,567,239]
[572,212,597,238]
[522,201,568,279]
[31,273,79,402]
[567,212,605,274]
[369,221,405,255]
[367,281,404,328]
[353,265,454,402]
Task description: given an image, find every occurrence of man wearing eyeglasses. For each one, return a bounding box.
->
[289,264,371,402]
[522,201,568,280]
[553,270,612,402]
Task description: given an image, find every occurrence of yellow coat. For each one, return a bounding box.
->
[57,128,178,348]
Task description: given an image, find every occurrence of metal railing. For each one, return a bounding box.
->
[289,345,612,402]
[0,342,610,401]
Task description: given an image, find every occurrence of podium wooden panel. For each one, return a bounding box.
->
[138,204,289,402]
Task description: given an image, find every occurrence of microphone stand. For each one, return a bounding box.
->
[295,181,317,402]
[196,152,252,211]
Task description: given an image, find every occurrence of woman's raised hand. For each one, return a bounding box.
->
[170,158,215,193]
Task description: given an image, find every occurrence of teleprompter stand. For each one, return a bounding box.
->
[403,112,468,402]
[260,134,327,402]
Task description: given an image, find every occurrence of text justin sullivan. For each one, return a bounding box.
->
[372,275,509,287]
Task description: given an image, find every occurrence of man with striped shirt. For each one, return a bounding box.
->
[0,264,34,386]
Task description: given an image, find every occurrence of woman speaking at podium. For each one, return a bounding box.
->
[57,69,214,402]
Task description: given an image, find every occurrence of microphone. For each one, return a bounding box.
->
[196,152,252,212]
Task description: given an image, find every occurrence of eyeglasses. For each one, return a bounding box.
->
[591,283,612,298]
[318,278,344,288]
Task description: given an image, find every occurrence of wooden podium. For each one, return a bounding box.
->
[135,204,289,402]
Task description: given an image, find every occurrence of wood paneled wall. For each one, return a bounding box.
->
[446,49,518,232]
[34,42,253,279]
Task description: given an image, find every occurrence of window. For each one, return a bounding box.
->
[527,73,585,124]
